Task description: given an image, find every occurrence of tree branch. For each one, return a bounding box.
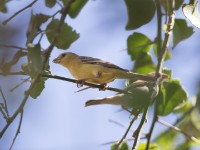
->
[0,87,9,118]
[9,110,24,150]
[157,118,200,144]
[132,103,150,150]
[0,44,27,50]
[2,0,38,25]
[116,114,138,150]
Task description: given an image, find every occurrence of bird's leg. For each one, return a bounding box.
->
[76,79,87,88]
[76,72,102,88]
[99,83,108,91]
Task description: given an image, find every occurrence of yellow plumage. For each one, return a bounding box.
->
[53,52,160,85]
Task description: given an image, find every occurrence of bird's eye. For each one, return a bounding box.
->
[61,53,66,57]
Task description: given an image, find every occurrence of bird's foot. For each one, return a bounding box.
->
[99,83,108,91]
[76,79,86,88]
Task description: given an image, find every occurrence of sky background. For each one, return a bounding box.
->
[0,0,200,150]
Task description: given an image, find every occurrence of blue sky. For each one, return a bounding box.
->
[0,0,200,150]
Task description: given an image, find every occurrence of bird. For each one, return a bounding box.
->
[53,52,157,86]
[85,73,167,109]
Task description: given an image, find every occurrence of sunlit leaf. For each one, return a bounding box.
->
[157,80,187,116]
[137,143,159,150]
[133,52,156,74]
[153,42,172,61]
[68,0,88,18]
[127,32,152,60]
[155,130,178,149]
[46,19,79,49]
[124,0,155,30]
[110,141,129,150]
[173,19,194,48]
[182,1,200,28]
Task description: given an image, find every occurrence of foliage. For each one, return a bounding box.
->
[0,0,200,150]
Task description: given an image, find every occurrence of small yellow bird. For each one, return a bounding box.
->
[53,52,157,85]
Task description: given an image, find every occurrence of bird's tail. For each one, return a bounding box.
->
[85,94,125,107]
[116,71,156,81]
[85,98,108,107]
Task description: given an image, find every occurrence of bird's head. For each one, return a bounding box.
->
[53,52,78,66]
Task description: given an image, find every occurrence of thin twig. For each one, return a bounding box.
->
[0,44,27,50]
[145,0,163,149]
[9,110,24,150]
[42,74,130,94]
[132,104,150,150]
[2,0,38,25]
[0,106,8,121]
[157,118,200,144]
[0,87,9,118]
[156,0,175,74]
[0,72,131,94]
[116,115,138,150]
[10,77,31,92]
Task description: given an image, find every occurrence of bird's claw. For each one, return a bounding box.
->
[76,79,86,88]
[99,83,108,91]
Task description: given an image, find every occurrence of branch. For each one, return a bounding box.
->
[145,1,175,149]
[9,110,24,150]
[0,87,9,118]
[0,72,131,94]
[2,0,38,25]
[157,118,200,144]
[132,104,150,150]
[42,74,130,94]
[156,0,175,75]
[116,115,138,150]
[0,44,27,50]
[145,0,163,149]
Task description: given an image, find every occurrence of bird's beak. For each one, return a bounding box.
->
[53,57,61,64]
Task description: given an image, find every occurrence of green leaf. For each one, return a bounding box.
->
[133,52,156,74]
[119,141,129,150]
[68,0,88,18]
[27,13,50,44]
[0,1,7,13]
[175,0,184,10]
[173,19,194,48]
[30,79,45,99]
[46,19,79,49]
[127,32,152,60]
[124,0,155,30]
[137,143,159,150]
[153,42,172,61]
[182,1,200,28]
[111,143,118,150]
[196,82,200,113]
[110,141,129,150]
[157,80,187,116]
[27,44,42,77]
[155,130,178,150]
[45,0,56,8]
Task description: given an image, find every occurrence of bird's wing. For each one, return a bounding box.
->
[79,56,128,72]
